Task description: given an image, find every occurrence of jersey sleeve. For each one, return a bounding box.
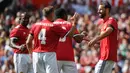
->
[74,29,79,34]
[30,24,35,36]
[51,24,67,37]
[10,29,20,38]
[107,18,117,30]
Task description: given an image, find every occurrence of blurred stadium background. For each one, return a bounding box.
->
[0,0,130,73]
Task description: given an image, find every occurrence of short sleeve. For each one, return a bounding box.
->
[107,18,117,30]
[74,29,79,34]
[30,24,35,36]
[10,29,20,38]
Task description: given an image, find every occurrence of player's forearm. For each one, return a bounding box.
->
[67,12,78,37]
[26,43,32,52]
[26,40,32,49]
[97,26,114,41]
[94,28,113,42]
[93,35,106,43]
[67,25,77,37]
[9,37,21,49]
[73,34,84,43]
[26,40,33,52]
[9,40,21,49]
[94,36,102,42]
[26,34,33,52]
[96,32,111,42]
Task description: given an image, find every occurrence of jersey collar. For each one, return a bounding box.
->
[42,18,51,23]
[20,24,28,29]
[56,18,65,21]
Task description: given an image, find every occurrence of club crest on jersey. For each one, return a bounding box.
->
[23,32,26,35]
[62,26,66,30]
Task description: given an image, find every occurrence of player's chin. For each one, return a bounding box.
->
[99,14,104,18]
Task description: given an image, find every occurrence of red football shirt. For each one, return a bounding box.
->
[30,19,67,52]
[99,17,118,62]
[54,19,78,61]
[10,24,30,54]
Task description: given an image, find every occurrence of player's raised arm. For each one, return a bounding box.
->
[52,9,79,38]
[66,12,79,37]
[88,26,113,47]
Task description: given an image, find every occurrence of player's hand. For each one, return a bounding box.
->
[83,36,91,41]
[81,31,88,36]
[94,44,100,48]
[70,12,79,26]
[88,39,96,47]
[73,34,84,43]
[19,44,26,51]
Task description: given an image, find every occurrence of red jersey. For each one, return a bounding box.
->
[54,19,78,61]
[10,24,30,54]
[99,17,118,62]
[30,19,67,52]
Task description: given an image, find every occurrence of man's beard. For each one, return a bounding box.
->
[99,13,106,18]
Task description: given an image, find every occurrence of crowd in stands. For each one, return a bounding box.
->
[0,0,130,73]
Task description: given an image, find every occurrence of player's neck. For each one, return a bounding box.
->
[43,16,52,22]
[46,16,52,22]
[21,24,27,28]
[103,14,110,20]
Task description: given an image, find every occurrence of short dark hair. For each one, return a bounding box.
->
[42,6,54,17]
[24,12,30,19]
[54,8,67,19]
[21,12,30,19]
[100,1,111,11]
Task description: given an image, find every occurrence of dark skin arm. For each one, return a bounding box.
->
[66,13,79,37]
[9,37,26,51]
[73,31,88,43]
[73,34,85,43]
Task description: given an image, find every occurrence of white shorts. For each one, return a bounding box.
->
[13,53,34,73]
[57,60,78,73]
[33,52,59,73]
[94,60,115,73]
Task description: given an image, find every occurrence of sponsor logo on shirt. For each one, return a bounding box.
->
[35,22,53,26]
[53,21,70,25]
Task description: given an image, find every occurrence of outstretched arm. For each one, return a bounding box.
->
[73,34,85,43]
[73,31,88,43]
[88,25,114,47]
[66,13,79,37]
